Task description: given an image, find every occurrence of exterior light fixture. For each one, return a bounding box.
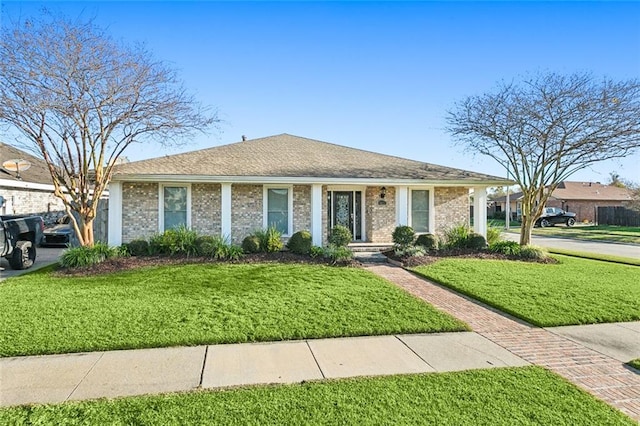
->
[380,187,387,199]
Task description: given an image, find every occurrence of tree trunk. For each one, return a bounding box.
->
[520,215,534,246]
[80,218,95,247]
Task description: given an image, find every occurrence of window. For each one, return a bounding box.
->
[162,186,188,231]
[266,187,290,235]
[411,190,430,233]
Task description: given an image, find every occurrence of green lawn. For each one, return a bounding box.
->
[0,264,466,357]
[0,367,632,425]
[412,255,640,327]
[628,359,640,370]
[545,248,640,266]
[531,225,640,244]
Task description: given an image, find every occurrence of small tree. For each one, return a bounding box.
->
[447,73,640,245]
[0,13,218,246]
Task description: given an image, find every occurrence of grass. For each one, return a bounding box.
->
[412,255,640,327]
[0,367,633,425]
[628,359,640,370]
[0,264,466,357]
[531,225,640,244]
[545,248,640,266]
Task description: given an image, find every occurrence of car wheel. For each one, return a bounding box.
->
[540,219,550,228]
[9,240,36,270]
[566,218,576,227]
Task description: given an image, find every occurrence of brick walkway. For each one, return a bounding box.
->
[367,264,640,421]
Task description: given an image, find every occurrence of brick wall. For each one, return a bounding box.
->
[231,184,263,243]
[434,187,469,237]
[192,183,221,236]
[121,182,158,243]
[366,186,395,243]
[0,187,66,224]
[293,185,311,233]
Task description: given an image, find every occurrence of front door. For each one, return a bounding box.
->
[331,191,362,241]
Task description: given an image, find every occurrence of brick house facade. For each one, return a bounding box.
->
[109,134,508,246]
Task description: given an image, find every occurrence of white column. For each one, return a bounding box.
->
[311,184,323,246]
[473,187,487,238]
[221,183,232,241]
[107,181,122,246]
[396,186,408,226]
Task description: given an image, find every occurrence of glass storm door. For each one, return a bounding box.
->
[331,191,362,241]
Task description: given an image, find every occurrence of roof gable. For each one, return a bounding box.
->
[113,134,508,184]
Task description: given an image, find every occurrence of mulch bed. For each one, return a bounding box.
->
[55,252,359,277]
[384,249,559,267]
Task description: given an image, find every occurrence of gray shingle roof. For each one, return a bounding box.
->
[113,134,509,184]
[0,142,53,186]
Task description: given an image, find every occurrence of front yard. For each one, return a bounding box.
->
[504,224,640,245]
[0,367,632,425]
[412,255,640,327]
[0,263,466,357]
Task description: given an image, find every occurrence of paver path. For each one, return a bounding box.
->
[367,264,640,421]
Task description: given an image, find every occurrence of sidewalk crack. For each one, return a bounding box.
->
[395,335,435,370]
[198,346,209,388]
[67,352,104,401]
[306,341,326,379]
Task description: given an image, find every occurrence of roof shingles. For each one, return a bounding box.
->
[113,134,508,183]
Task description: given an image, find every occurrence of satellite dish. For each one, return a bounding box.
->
[2,159,31,179]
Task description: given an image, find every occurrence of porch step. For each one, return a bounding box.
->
[353,251,389,264]
[348,243,394,253]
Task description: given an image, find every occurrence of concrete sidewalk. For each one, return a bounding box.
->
[0,332,528,407]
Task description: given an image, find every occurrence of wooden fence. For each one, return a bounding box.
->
[596,206,640,227]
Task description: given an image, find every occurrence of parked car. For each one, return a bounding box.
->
[1,214,44,269]
[535,207,577,227]
[41,215,77,247]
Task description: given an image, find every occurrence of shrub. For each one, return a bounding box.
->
[310,245,325,258]
[395,245,426,258]
[442,224,471,249]
[519,245,547,260]
[242,235,261,254]
[486,227,502,246]
[488,240,521,256]
[392,226,415,249]
[148,225,199,256]
[415,233,438,251]
[287,230,312,255]
[323,244,353,263]
[262,226,284,252]
[198,235,227,259]
[328,225,352,247]
[126,239,149,256]
[225,245,244,261]
[59,243,120,268]
[466,232,487,250]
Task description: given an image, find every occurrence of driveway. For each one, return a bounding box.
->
[0,247,65,281]
[503,232,640,259]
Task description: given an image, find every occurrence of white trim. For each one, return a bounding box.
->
[158,183,192,233]
[221,183,232,240]
[112,174,512,187]
[408,186,435,233]
[0,178,58,192]
[107,182,123,246]
[263,185,293,236]
[311,184,322,246]
[473,187,488,238]
[396,186,408,226]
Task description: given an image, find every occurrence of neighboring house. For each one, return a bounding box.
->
[0,142,66,223]
[108,134,511,247]
[493,181,635,223]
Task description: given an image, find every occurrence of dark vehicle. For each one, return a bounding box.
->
[535,207,577,228]
[41,215,77,247]
[1,214,44,270]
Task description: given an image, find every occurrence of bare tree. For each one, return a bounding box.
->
[0,13,218,246]
[447,73,640,245]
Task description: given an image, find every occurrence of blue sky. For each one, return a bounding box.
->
[2,1,639,183]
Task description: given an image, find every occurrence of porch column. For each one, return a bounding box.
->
[311,184,323,246]
[396,186,408,226]
[473,186,487,238]
[221,183,232,240]
[107,181,122,246]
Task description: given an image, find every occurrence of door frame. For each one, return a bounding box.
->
[327,185,366,242]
